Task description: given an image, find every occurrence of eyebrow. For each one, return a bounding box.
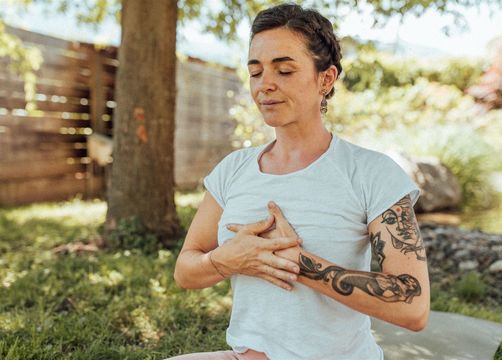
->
[247,56,296,66]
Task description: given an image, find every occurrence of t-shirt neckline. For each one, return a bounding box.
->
[255,132,338,177]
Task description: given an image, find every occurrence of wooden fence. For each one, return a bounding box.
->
[0,26,240,206]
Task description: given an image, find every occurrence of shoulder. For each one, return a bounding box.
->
[217,145,260,169]
[210,143,262,178]
[335,136,395,171]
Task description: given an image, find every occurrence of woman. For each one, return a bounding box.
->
[172,4,430,360]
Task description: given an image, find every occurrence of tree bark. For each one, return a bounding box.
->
[106,0,181,245]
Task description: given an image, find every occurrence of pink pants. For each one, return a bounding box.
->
[166,349,269,360]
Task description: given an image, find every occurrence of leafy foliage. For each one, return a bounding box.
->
[342,51,486,93]
[0,19,42,111]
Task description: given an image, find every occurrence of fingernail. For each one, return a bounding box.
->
[289,275,297,281]
[268,201,275,208]
[294,267,299,273]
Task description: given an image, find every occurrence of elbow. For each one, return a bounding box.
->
[173,261,191,289]
[174,261,204,290]
[405,305,430,332]
[173,266,185,289]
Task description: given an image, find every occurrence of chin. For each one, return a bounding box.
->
[262,114,289,128]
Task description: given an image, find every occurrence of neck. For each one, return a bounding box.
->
[271,123,332,161]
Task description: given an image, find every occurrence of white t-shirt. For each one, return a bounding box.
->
[203,132,421,360]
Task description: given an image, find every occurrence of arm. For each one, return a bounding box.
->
[173,191,227,289]
[270,196,430,331]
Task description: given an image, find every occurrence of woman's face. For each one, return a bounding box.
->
[248,27,324,128]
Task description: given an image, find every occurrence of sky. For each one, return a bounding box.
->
[1,1,501,67]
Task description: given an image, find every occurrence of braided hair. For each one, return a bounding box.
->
[250,3,343,100]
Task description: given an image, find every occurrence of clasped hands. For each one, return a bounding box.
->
[210,200,303,291]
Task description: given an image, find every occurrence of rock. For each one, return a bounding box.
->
[458,260,479,271]
[489,260,502,273]
[385,151,462,212]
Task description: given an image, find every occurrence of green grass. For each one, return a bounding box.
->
[0,195,500,359]
[431,286,502,324]
[0,197,231,359]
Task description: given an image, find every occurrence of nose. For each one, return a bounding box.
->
[256,69,277,93]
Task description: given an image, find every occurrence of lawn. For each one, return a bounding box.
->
[0,194,500,359]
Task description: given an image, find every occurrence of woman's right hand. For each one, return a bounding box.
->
[210,215,301,290]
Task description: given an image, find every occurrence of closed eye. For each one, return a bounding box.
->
[250,71,293,77]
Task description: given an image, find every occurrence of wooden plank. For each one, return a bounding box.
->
[89,51,107,134]
[0,146,87,162]
[0,158,87,181]
[0,75,91,98]
[0,132,87,144]
[0,67,89,89]
[0,47,86,71]
[79,42,118,59]
[0,174,104,207]
[0,95,90,113]
[0,94,90,114]
[5,25,76,51]
[0,63,95,87]
[0,115,90,132]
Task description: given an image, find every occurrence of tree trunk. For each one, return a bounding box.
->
[106,0,181,245]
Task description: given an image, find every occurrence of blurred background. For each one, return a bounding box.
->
[0,0,501,358]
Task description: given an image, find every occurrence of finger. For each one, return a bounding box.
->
[257,229,272,239]
[246,215,275,235]
[258,225,278,239]
[268,201,296,236]
[262,236,300,251]
[258,273,293,291]
[260,264,298,284]
[226,223,243,233]
[265,253,300,274]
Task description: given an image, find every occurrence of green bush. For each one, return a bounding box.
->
[431,285,502,323]
[495,341,502,360]
[342,51,485,93]
[453,272,488,303]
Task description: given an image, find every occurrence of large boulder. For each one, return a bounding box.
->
[386,151,462,212]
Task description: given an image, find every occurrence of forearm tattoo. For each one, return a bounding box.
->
[299,254,421,304]
[370,231,386,269]
[371,195,426,265]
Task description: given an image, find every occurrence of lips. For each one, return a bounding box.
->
[260,100,284,105]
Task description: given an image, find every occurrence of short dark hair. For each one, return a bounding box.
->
[250,3,343,99]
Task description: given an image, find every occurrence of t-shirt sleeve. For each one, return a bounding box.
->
[202,152,235,209]
[362,153,421,224]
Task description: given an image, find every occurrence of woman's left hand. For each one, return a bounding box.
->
[226,201,302,263]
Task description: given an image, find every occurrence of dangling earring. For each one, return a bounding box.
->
[320,89,328,115]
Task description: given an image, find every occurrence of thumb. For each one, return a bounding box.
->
[268,201,288,226]
[246,214,275,235]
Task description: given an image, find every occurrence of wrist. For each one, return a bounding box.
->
[209,247,232,278]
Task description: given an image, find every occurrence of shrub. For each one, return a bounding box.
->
[453,272,488,303]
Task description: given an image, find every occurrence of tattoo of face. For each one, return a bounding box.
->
[381,195,426,262]
[299,254,421,304]
[370,231,386,269]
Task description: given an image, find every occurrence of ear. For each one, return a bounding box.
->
[319,65,338,92]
